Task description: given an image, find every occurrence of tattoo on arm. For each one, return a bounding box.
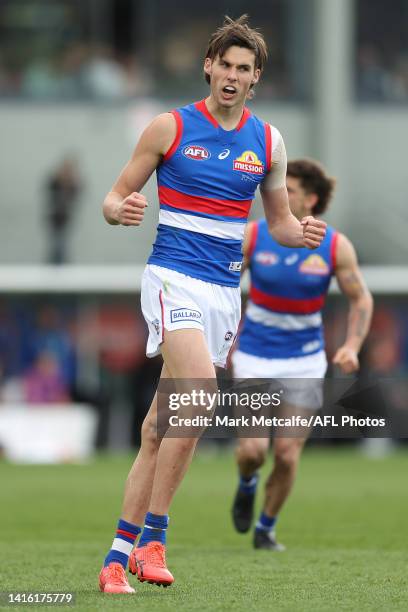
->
[340,271,365,298]
[355,307,369,337]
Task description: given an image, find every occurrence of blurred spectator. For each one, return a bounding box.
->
[45,155,82,265]
[23,304,77,387]
[23,351,70,404]
[356,45,391,102]
[84,45,128,100]
[356,45,408,103]
[356,0,408,103]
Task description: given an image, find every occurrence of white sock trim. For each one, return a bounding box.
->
[111,538,133,555]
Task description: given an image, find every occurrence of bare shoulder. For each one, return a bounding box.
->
[151,112,177,131]
[268,124,283,146]
[140,112,177,155]
[335,232,358,269]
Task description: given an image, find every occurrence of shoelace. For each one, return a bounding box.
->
[109,564,128,584]
[147,543,166,567]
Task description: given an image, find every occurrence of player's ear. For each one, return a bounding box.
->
[252,68,260,85]
[306,193,319,212]
[204,58,212,77]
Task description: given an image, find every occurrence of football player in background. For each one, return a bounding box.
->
[231,158,373,550]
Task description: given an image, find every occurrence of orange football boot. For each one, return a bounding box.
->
[99,562,135,594]
[128,542,174,587]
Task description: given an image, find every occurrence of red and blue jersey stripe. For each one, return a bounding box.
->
[237,219,338,358]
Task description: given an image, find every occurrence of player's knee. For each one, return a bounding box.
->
[274,444,301,473]
[237,440,267,469]
[141,417,160,452]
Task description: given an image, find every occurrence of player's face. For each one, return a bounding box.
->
[286,176,317,219]
[204,46,260,108]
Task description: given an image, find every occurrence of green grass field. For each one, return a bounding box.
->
[1,446,407,611]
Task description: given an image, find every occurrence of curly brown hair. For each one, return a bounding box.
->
[204,15,268,85]
[287,158,336,215]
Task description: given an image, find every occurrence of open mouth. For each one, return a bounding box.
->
[222,86,237,96]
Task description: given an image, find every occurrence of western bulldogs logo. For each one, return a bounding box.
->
[299,254,329,276]
[182,145,211,161]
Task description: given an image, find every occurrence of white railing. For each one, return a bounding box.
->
[0,265,407,294]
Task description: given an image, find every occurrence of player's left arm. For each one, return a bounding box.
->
[260,128,326,249]
[333,233,374,374]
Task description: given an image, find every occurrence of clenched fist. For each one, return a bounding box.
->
[115,192,148,226]
[301,216,327,249]
[332,345,359,374]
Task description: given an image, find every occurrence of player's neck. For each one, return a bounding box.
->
[205,96,245,131]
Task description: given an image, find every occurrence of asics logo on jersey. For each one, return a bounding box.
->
[170,308,202,323]
[255,251,279,266]
[233,150,264,175]
[182,145,211,161]
[285,254,299,265]
[218,149,230,160]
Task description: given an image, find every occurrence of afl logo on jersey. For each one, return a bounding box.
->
[255,251,279,266]
[182,145,211,160]
[233,150,264,175]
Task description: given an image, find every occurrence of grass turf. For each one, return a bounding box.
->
[0,446,407,611]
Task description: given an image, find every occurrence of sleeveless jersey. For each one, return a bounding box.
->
[147,100,272,287]
[237,219,338,359]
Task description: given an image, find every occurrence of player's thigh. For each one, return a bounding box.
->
[161,328,216,379]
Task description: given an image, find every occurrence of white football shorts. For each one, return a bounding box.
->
[231,349,328,409]
[140,264,241,368]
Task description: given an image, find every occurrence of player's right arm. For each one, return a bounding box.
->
[332,233,374,373]
[103,113,177,226]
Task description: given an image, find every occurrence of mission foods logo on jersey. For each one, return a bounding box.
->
[182,145,211,160]
[299,254,330,276]
[233,150,264,175]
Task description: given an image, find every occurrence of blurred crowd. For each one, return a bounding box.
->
[0,38,291,102]
[1,40,408,104]
[1,0,407,103]
[357,44,408,103]
[0,300,161,447]
[0,43,153,100]
[0,297,407,450]
[0,297,407,402]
